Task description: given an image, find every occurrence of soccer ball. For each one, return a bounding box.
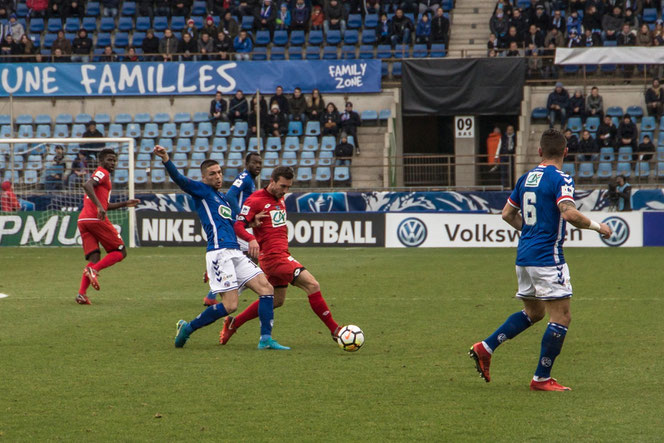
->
[337,325,364,352]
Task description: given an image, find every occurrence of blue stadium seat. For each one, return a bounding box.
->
[361,110,379,125]
[430,43,446,57]
[86,1,100,16]
[82,17,97,32]
[359,45,374,59]
[209,152,224,165]
[247,137,264,152]
[273,30,288,46]
[306,46,321,60]
[154,16,169,31]
[287,121,303,137]
[323,46,338,60]
[176,138,192,153]
[394,44,409,58]
[115,32,129,48]
[531,107,548,120]
[94,113,111,124]
[18,125,33,138]
[618,146,633,162]
[300,151,316,166]
[563,64,579,74]
[616,162,632,177]
[152,112,170,124]
[284,136,299,152]
[74,113,92,124]
[72,124,86,138]
[308,30,323,46]
[326,30,342,45]
[137,138,154,154]
[585,116,600,132]
[364,13,378,28]
[15,3,28,17]
[599,147,614,162]
[342,45,357,59]
[626,105,643,121]
[215,122,231,137]
[96,33,112,48]
[151,168,167,184]
[117,16,134,31]
[32,114,50,125]
[193,112,210,123]
[263,151,279,166]
[212,137,228,153]
[54,124,69,137]
[157,138,173,150]
[266,136,282,151]
[305,121,320,136]
[197,122,213,137]
[343,29,359,45]
[596,162,613,178]
[192,0,207,15]
[255,30,271,46]
[271,46,286,60]
[172,152,189,168]
[321,136,336,151]
[194,138,210,153]
[233,122,248,137]
[288,46,303,60]
[253,47,268,60]
[171,16,185,29]
[392,62,403,77]
[658,147,664,160]
[348,14,362,29]
[412,44,428,58]
[0,114,10,125]
[296,167,313,181]
[126,123,141,138]
[114,169,129,185]
[379,109,391,122]
[567,117,583,133]
[24,170,40,185]
[643,8,658,23]
[578,162,594,178]
[187,168,203,181]
[179,123,195,138]
[108,124,123,137]
[636,161,650,177]
[641,116,656,131]
[173,112,191,123]
[227,152,243,168]
[377,44,392,59]
[290,30,305,46]
[29,18,44,33]
[161,123,177,138]
[319,150,333,166]
[121,1,136,16]
[100,17,115,32]
[64,17,80,32]
[282,150,297,166]
[136,16,151,31]
[36,124,51,137]
[361,30,376,45]
[143,123,159,138]
[302,136,319,152]
[241,15,254,30]
[334,166,350,182]
[606,106,624,118]
[43,33,58,48]
[230,137,246,152]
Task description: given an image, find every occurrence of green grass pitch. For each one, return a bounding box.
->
[1,247,663,441]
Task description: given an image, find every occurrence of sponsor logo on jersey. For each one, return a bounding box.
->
[265,204,271,209]
[397,217,427,247]
[218,205,232,219]
[561,185,575,198]
[601,216,630,247]
[525,171,544,187]
[240,205,250,215]
[270,209,287,227]
[93,170,105,182]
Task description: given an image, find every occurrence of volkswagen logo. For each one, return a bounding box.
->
[601,216,630,247]
[397,217,427,247]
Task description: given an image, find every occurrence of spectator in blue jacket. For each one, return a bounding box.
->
[547,82,570,129]
[276,3,291,30]
[416,13,431,45]
[233,29,253,60]
[376,13,392,44]
[566,10,582,35]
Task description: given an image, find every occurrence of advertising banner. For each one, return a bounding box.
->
[135,210,384,247]
[0,60,381,97]
[555,47,664,65]
[385,213,644,248]
[0,211,128,246]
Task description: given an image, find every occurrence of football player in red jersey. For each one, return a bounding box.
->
[76,148,139,305]
[219,166,342,345]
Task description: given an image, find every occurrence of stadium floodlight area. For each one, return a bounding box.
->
[2,138,136,247]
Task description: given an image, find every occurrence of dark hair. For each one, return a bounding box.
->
[200,159,219,173]
[540,128,567,158]
[245,152,261,164]
[98,148,116,161]
[271,166,294,181]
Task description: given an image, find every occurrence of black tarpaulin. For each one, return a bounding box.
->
[402,58,526,116]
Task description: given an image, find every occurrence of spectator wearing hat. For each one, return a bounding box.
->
[229,90,249,125]
[617,114,638,150]
[276,3,291,30]
[645,78,663,119]
[8,14,24,42]
[233,29,253,61]
[255,0,277,36]
[586,86,604,120]
[202,15,217,37]
[210,91,229,123]
[340,102,361,155]
[182,18,199,41]
[431,7,449,48]
[141,29,160,61]
[267,102,288,137]
[334,133,354,166]
[547,82,569,129]
[71,28,92,62]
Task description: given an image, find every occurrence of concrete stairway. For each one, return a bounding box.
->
[350,126,386,189]
[448,0,495,56]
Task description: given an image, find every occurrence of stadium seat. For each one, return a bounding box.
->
[158,123,175,138]
[641,116,656,131]
[334,166,350,182]
[379,109,391,123]
[100,16,115,31]
[139,138,155,153]
[171,153,189,168]
[359,45,374,59]
[176,138,192,153]
[344,29,359,45]
[658,162,664,177]
[284,136,299,152]
[154,16,169,31]
[157,138,173,150]
[263,151,279,167]
[430,43,446,57]
[43,33,57,49]
[143,123,159,138]
[323,46,338,60]
[636,161,650,177]
[305,121,320,136]
[179,123,195,138]
[618,146,633,162]
[395,44,410,58]
[253,47,268,60]
[273,30,288,46]
[24,170,39,185]
[270,46,286,60]
[121,1,136,16]
[563,64,579,74]
[212,137,228,153]
[326,30,342,45]
[321,136,336,151]
[0,125,10,138]
[130,31,146,47]
[72,124,86,138]
[247,137,264,152]
[62,17,80,32]
[241,15,254,30]
[658,147,664,160]
[29,18,44,33]
[626,105,643,121]
[193,112,210,123]
[616,162,632,177]
[136,16,151,31]
[227,152,243,168]
[531,107,548,120]
[86,1,100,16]
[0,114,10,125]
[197,122,213,137]
[606,106,624,118]
[296,167,313,181]
[288,46,303,60]
[361,30,376,45]
[171,16,185,30]
[412,44,428,58]
[567,117,583,133]
[53,124,69,137]
[302,136,319,152]
[18,125,33,138]
[230,137,246,152]
[282,150,297,166]
[319,150,333,166]
[597,162,613,179]
[189,152,205,167]
[265,136,281,152]
[192,0,206,15]
[364,13,378,28]
[233,122,248,137]
[173,112,191,123]
[209,152,225,166]
[33,114,51,125]
[361,110,379,125]
[348,13,362,29]
[643,8,658,23]
[16,114,33,125]
[342,45,357,59]
[194,138,210,153]
[585,116,600,132]
[315,167,332,182]
[290,30,305,46]
[96,33,112,48]
[255,30,271,46]
[308,30,323,46]
[300,151,316,166]
[577,162,594,178]
[186,168,203,181]
[215,122,231,137]
[81,17,97,32]
[126,123,141,138]
[151,113,169,124]
[114,169,129,185]
[116,16,133,32]
[599,147,615,162]
[287,121,303,136]
[115,32,129,48]
[306,46,321,60]
[108,124,123,137]
[377,44,392,59]
[36,124,51,137]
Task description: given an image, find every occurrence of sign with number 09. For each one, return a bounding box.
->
[455,116,475,138]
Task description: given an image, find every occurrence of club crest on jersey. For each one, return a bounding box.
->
[561,185,575,197]
[264,204,271,209]
[525,171,543,187]
[218,205,232,219]
[240,205,250,215]
[270,209,287,227]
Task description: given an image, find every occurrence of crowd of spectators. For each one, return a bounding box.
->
[0,0,451,62]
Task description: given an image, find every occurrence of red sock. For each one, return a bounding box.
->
[233,299,260,328]
[78,265,92,295]
[308,291,338,333]
[91,251,124,272]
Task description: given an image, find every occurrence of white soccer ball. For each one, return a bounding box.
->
[337,325,364,352]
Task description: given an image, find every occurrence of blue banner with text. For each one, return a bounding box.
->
[0,60,382,97]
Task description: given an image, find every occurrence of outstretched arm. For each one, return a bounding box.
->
[154,145,207,198]
[108,199,140,210]
[558,200,612,238]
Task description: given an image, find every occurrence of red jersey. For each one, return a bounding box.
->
[236,188,288,257]
[78,167,112,220]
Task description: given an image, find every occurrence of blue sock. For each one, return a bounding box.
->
[258,295,274,341]
[483,310,533,353]
[534,322,568,380]
[204,291,216,302]
[189,302,229,331]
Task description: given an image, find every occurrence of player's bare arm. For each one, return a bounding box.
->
[557,200,611,238]
[107,199,141,210]
[82,178,106,220]
[501,202,523,231]
[153,145,170,162]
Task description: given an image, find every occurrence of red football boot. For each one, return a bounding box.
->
[469,342,492,383]
[203,297,218,306]
[530,378,571,391]
[75,294,91,305]
[219,316,236,345]
[83,266,100,291]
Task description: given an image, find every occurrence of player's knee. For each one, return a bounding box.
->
[274,297,285,308]
[529,309,546,323]
[305,279,320,294]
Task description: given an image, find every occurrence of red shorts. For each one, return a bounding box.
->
[78,218,124,258]
[259,253,305,288]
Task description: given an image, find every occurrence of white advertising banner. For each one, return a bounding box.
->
[385,213,643,248]
[555,47,664,65]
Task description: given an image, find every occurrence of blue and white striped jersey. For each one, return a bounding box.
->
[508,164,575,267]
[164,160,239,252]
[225,170,256,215]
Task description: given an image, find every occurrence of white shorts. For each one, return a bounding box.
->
[515,264,573,300]
[206,248,263,294]
[237,227,253,252]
